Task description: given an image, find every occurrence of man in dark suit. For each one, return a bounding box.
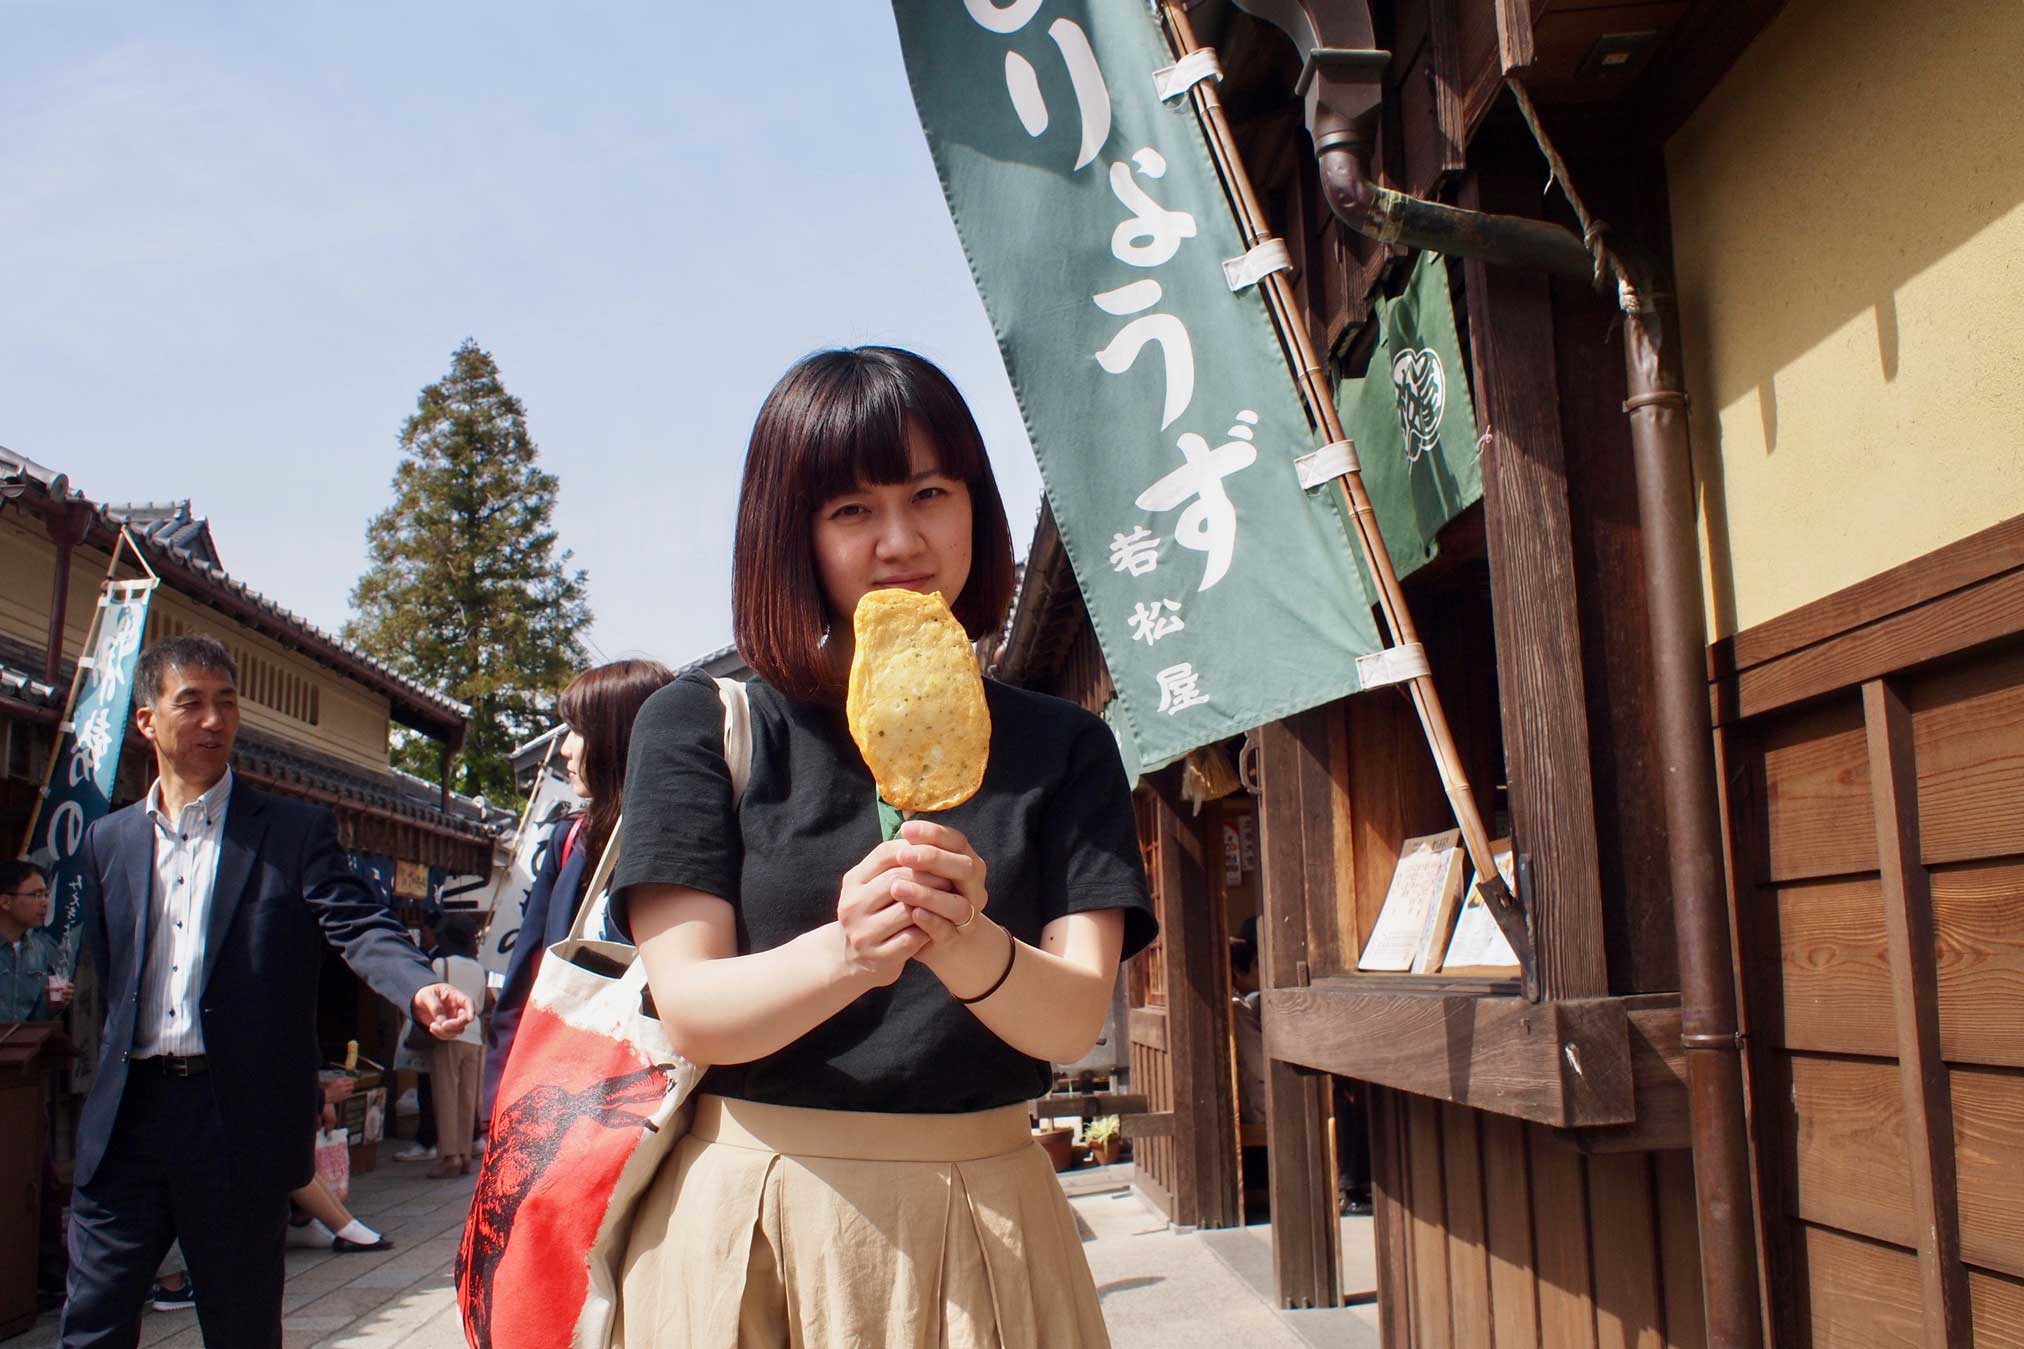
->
[61,635,477,1348]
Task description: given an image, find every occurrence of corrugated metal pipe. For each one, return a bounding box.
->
[1315,116,1766,1348]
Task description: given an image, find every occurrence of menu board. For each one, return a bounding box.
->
[1357,830,1465,972]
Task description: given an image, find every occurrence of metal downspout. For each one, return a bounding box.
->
[1619,285,1765,1349]
[1316,138,1597,283]
[1315,127,1765,1349]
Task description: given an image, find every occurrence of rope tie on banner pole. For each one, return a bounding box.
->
[1158,0,1537,996]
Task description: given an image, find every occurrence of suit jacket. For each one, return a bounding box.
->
[75,783,439,1193]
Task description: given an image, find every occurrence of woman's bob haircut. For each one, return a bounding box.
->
[733,346,1015,703]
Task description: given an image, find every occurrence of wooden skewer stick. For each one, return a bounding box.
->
[1158,1,1535,993]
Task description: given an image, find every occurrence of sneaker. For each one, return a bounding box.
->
[392,1142,438,1163]
[150,1281,196,1312]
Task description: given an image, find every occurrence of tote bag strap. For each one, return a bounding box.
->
[714,676,751,805]
[563,675,752,945]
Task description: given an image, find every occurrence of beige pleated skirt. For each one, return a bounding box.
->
[614,1094,1109,1348]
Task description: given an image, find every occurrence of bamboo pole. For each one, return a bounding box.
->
[510,732,561,850]
[1158,2,1534,991]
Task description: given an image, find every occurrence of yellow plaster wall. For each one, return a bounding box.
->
[0,514,106,659]
[1666,0,2024,639]
[143,592,393,768]
[0,516,393,767]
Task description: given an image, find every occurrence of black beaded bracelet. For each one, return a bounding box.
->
[956,926,1018,1006]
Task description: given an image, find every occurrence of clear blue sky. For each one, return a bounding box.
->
[2,4,1042,669]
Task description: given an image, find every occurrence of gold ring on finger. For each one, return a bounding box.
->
[955,903,978,930]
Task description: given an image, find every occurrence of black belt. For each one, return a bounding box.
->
[132,1054,209,1077]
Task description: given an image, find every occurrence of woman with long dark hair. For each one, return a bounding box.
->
[481,659,676,1123]
[609,347,1156,1346]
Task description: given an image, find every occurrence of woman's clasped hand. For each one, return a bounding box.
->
[836,817,998,989]
[834,836,941,985]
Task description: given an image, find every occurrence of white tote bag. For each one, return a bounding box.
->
[455,678,748,1349]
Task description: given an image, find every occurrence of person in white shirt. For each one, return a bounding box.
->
[427,917,492,1178]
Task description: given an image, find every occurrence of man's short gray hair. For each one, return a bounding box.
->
[136,634,239,704]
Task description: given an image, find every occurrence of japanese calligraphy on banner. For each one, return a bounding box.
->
[894,0,1384,773]
[1334,252,1482,578]
[28,578,157,967]
[479,763,577,976]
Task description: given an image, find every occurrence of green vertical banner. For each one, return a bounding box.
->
[27,577,157,971]
[894,0,1383,773]
[1335,253,1482,577]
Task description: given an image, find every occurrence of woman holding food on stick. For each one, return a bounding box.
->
[610,346,1156,1347]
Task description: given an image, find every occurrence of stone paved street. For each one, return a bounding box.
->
[19,1159,1379,1347]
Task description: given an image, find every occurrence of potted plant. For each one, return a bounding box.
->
[1033,1124,1077,1172]
[1085,1115,1122,1166]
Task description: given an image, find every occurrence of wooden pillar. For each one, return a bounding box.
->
[1861,679,1971,1347]
[41,503,94,683]
[1147,773,1241,1229]
[1367,1087,1414,1348]
[1461,179,1609,1000]
[1254,711,1344,1306]
[1427,0,1467,182]
[1493,0,1536,74]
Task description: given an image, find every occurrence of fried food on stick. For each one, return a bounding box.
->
[847,588,990,813]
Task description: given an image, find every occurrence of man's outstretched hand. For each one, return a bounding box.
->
[413,983,477,1039]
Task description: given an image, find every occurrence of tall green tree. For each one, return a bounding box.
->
[346,339,592,800]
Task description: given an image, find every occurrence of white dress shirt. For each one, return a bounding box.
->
[133,769,234,1058]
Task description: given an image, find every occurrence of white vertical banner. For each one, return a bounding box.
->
[478,767,579,976]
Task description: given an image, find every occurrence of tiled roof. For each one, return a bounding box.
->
[688,643,748,679]
[232,724,508,843]
[1,446,470,736]
[100,499,221,566]
[0,661,62,713]
[0,443,63,491]
[0,633,64,713]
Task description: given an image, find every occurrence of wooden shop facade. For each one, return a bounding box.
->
[990,0,2024,1344]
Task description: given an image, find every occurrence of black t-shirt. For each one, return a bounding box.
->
[610,669,1157,1113]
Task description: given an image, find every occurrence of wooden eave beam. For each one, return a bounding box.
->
[1031,1093,1151,1120]
[1262,982,1668,1128]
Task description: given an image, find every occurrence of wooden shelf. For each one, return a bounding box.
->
[1261,980,1685,1134]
